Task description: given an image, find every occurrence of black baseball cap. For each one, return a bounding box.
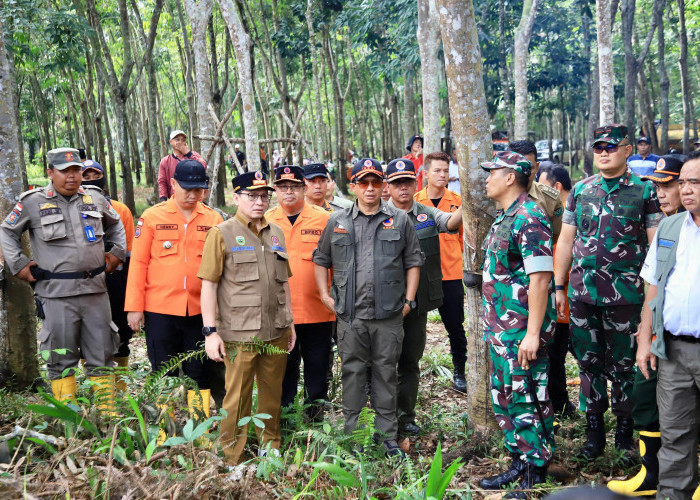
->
[637,136,651,144]
[274,165,304,183]
[641,154,687,184]
[385,158,416,182]
[303,163,329,180]
[350,158,384,182]
[232,171,273,192]
[406,134,423,152]
[174,160,208,189]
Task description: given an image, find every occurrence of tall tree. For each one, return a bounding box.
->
[417,0,441,154]
[596,0,614,123]
[513,0,538,140]
[676,0,691,153]
[437,0,497,430]
[0,35,39,388]
[657,0,669,152]
[306,0,326,160]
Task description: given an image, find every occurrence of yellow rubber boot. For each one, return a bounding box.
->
[607,430,660,496]
[89,375,117,417]
[114,356,129,393]
[693,484,700,500]
[187,389,211,420]
[50,375,78,404]
[156,403,176,446]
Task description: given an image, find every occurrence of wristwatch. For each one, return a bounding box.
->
[555,285,565,291]
[202,326,217,337]
[405,299,417,310]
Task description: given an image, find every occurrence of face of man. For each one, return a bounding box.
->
[170,178,202,211]
[593,141,632,176]
[388,178,417,205]
[655,181,682,214]
[82,168,103,181]
[485,168,511,201]
[426,159,449,189]
[679,160,700,215]
[305,176,328,204]
[48,165,83,196]
[232,189,270,220]
[410,139,423,158]
[352,174,384,207]
[637,142,651,157]
[169,134,189,157]
[275,181,305,213]
[381,182,391,202]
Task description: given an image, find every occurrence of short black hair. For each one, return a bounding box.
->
[538,163,572,191]
[686,150,700,162]
[508,140,537,158]
[512,169,529,189]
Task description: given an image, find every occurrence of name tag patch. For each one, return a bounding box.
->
[156,224,178,230]
[270,245,285,252]
[658,238,674,248]
[39,207,62,217]
[333,228,349,234]
[415,220,436,231]
[197,225,212,232]
[301,229,322,236]
[231,246,255,252]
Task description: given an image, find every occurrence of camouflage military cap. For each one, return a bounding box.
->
[593,123,628,145]
[481,151,532,177]
[47,148,83,170]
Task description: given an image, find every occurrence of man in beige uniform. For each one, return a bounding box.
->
[199,170,296,466]
[0,147,126,408]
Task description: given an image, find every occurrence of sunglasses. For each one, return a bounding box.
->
[355,178,384,188]
[592,143,624,154]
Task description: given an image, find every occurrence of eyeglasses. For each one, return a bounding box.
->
[239,192,270,203]
[355,178,384,188]
[275,184,304,192]
[593,143,624,154]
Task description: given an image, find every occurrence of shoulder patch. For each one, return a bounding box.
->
[540,183,560,199]
[18,187,44,201]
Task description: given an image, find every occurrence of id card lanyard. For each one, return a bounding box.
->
[81,213,97,242]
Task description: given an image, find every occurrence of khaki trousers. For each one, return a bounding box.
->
[220,331,289,465]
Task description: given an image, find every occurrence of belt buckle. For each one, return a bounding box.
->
[84,270,93,279]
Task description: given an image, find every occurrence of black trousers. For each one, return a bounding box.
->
[105,259,132,357]
[281,322,333,407]
[144,312,210,389]
[546,322,572,413]
[438,280,466,373]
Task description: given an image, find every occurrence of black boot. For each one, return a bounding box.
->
[453,369,467,394]
[504,462,548,499]
[607,430,660,495]
[479,453,526,489]
[579,413,606,461]
[615,416,635,464]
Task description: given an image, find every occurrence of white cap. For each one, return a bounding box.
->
[169,129,187,141]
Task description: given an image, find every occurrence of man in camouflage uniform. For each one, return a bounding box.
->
[478,151,556,496]
[554,124,663,461]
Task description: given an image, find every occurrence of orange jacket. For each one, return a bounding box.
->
[266,203,334,324]
[125,198,223,315]
[414,187,463,281]
[403,153,424,190]
[110,199,134,253]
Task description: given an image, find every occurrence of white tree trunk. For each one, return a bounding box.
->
[306,0,325,160]
[218,0,260,171]
[417,0,442,155]
[437,0,498,430]
[513,0,538,140]
[184,0,215,160]
[597,0,615,124]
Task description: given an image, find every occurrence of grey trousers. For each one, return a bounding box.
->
[38,293,118,379]
[657,337,700,500]
[337,313,404,440]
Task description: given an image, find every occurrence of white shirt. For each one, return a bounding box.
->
[448,161,461,194]
[640,211,700,337]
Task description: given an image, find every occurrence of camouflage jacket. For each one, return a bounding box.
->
[481,192,556,347]
[562,170,663,306]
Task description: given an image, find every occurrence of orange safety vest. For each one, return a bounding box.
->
[125,198,223,315]
[414,187,463,281]
[266,203,335,324]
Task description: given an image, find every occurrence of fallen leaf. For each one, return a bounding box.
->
[400,438,410,452]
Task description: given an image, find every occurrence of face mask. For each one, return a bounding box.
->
[82,178,106,190]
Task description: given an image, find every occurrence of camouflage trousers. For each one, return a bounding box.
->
[489,343,555,467]
[569,300,642,417]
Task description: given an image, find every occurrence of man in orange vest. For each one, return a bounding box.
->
[266,165,334,421]
[414,151,466,393]
[126,160,223,418]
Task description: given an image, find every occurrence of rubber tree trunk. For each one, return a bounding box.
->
[676,0,691,153]
[513,0,538,140]
[597,0,615,124]
[437,0,498,431]
[0,37,40,389]
[417,0,441,154]
[306,0,326,160]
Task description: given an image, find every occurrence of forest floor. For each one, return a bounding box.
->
[0,313,639,499]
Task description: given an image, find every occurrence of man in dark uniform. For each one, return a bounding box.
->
[385,158,462,435]
[312,158,423,457]
[0,147,126,410]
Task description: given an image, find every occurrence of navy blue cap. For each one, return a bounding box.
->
[303,163,329,180]
[642,154,687,184]
[232,170,273,192]
[350,158,384,182]
[82,159,105,174]
[385,158,416,182]
[274,165,304,183]
[406,134,423,152]
[174,160,208,189]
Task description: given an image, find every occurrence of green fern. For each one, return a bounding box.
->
[351,407,376,450]
[137,348,207,405]
[226,337,288,364]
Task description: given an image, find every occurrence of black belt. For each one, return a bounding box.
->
[30,265,106,281]
[665,330,700,344]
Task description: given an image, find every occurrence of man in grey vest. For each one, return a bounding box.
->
[636,152,700,500]
[385,158,462,435]
[313,158,423,457]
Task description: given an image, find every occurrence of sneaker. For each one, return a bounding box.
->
[401,422,421,435]
[382,439,406,458]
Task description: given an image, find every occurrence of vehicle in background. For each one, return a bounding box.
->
[536,139,580,165]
